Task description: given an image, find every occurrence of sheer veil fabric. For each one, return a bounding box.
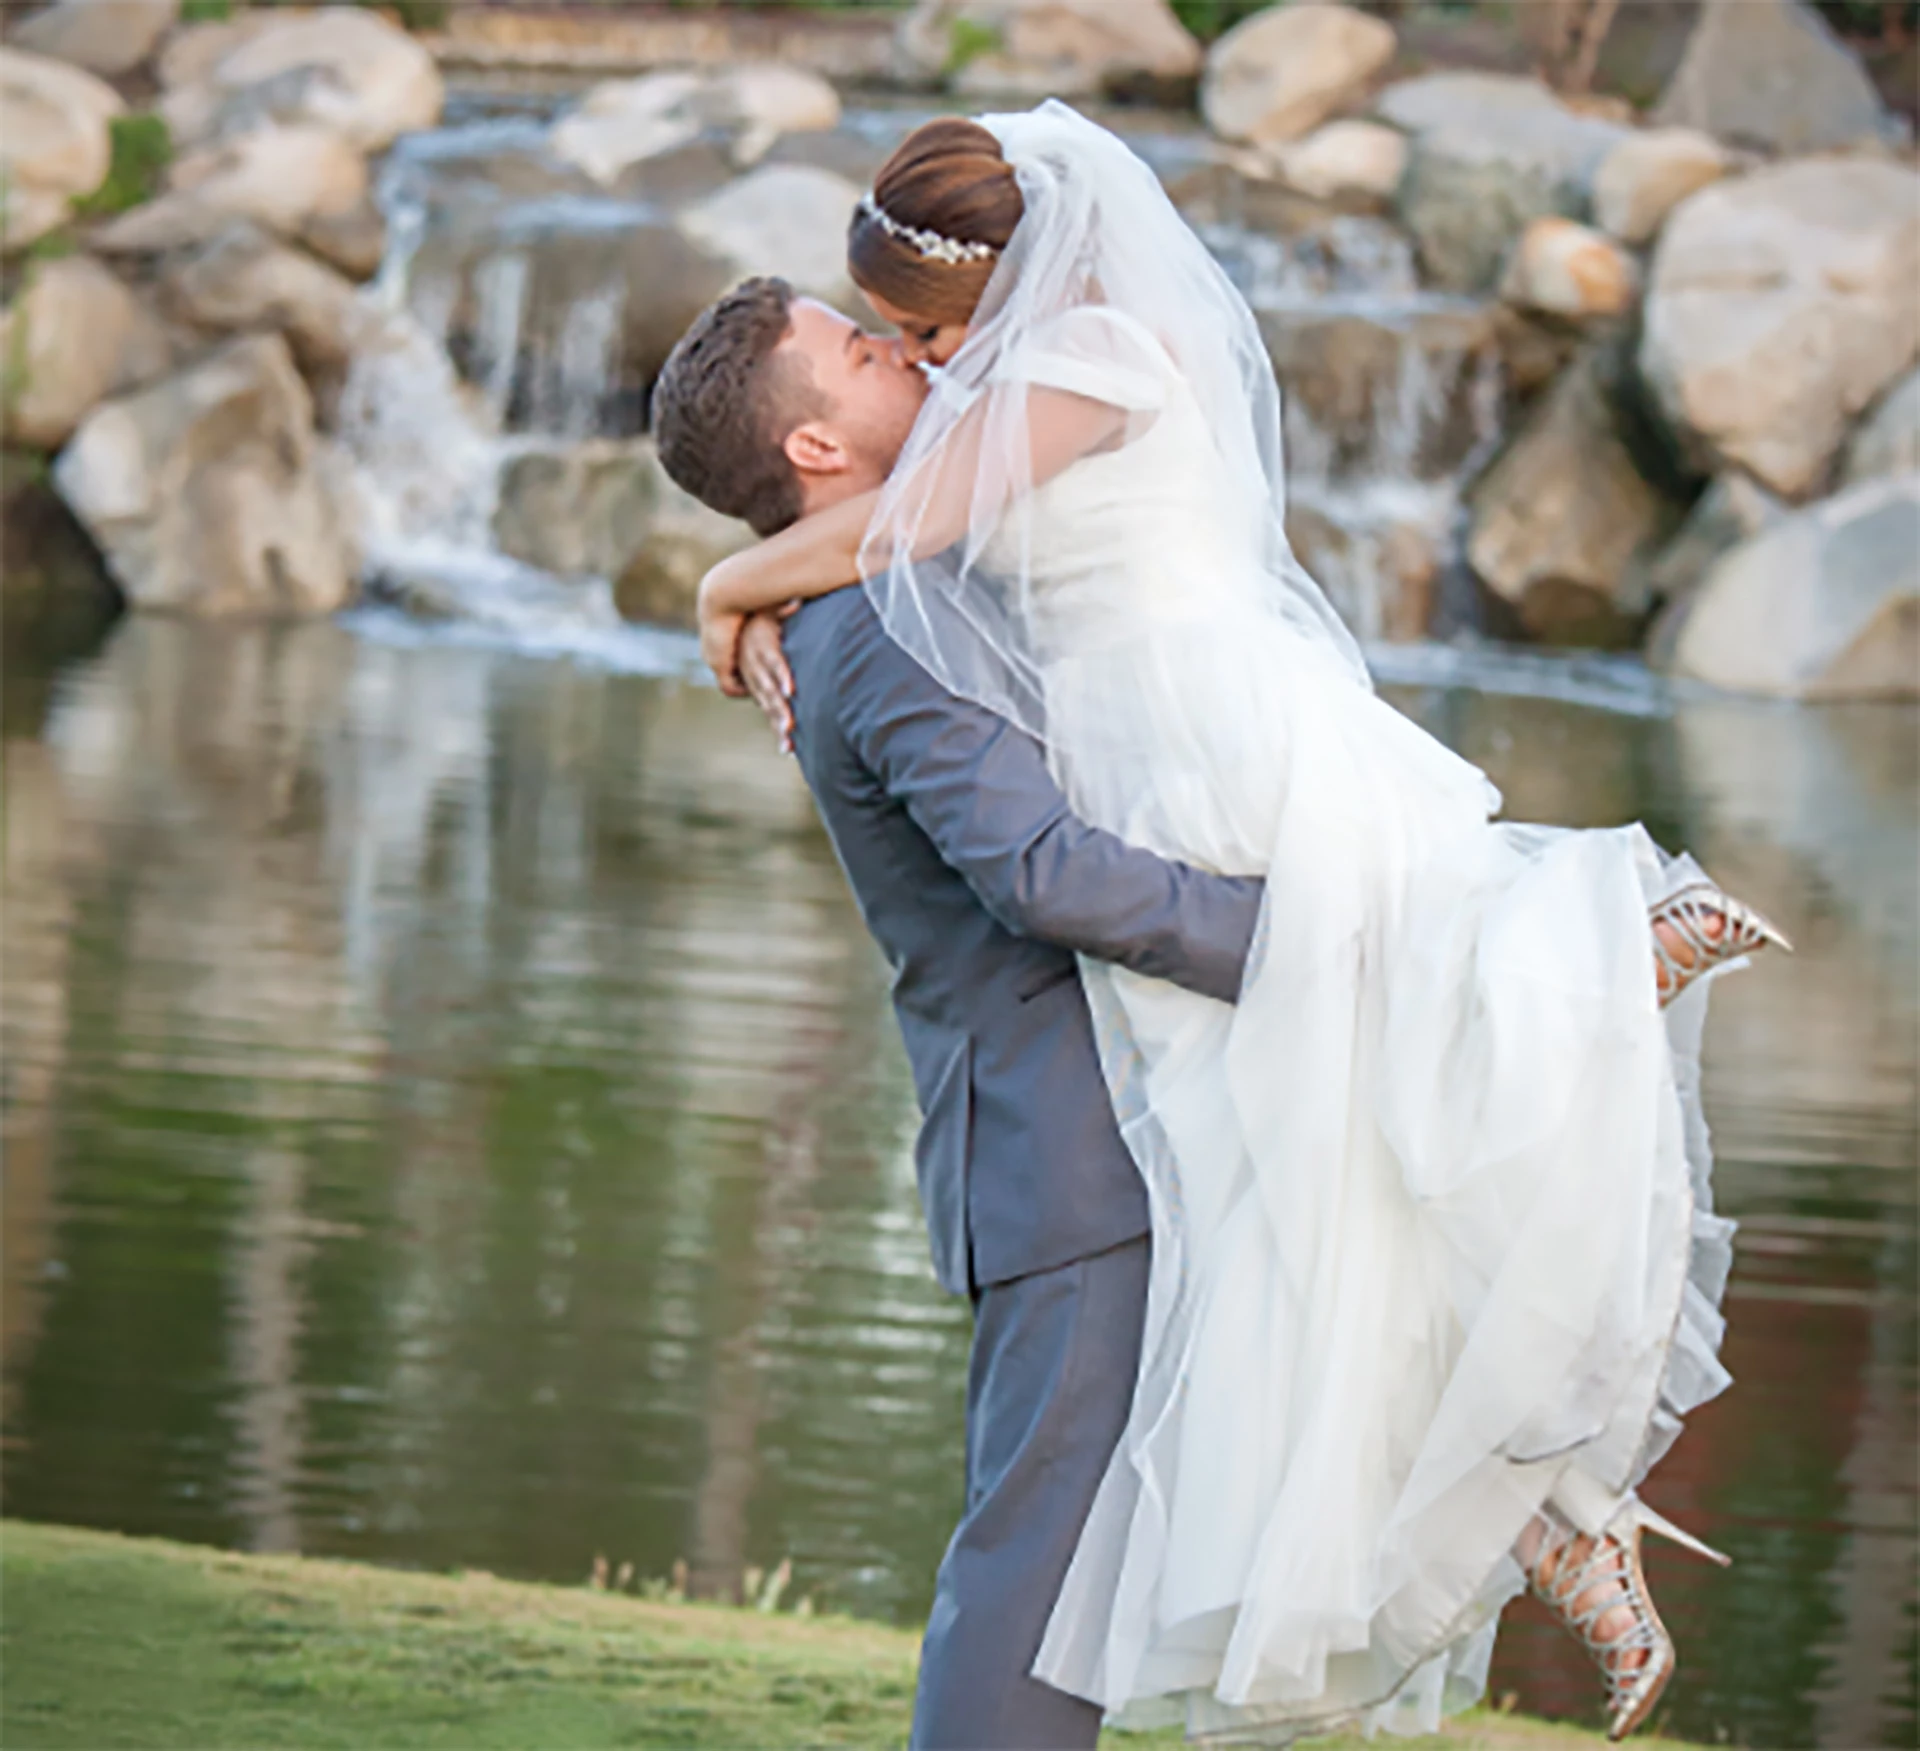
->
[862,103,1734,1741]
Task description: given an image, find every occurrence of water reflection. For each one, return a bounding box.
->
[3,618,1913,1747]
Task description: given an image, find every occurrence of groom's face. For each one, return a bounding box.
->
[776,299,926,503]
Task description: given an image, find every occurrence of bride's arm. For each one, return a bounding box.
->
[699,389,1131,689]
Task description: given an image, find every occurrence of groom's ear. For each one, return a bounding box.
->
[783,420,853,479]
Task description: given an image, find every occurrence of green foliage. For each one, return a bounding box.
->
[177,0,450,23]
[945,14,1003,73]
[386,0,450,28]
[1168,0,1270,43]
[1812,0,1919,36]
[71,114,172,221]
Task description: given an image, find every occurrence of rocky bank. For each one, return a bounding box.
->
[2,0,1914,700]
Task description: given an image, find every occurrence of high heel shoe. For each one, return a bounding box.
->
[1524,1502,1730,1740]
[1651,880,1792,1008]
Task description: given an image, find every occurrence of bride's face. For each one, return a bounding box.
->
[861,288,971,370]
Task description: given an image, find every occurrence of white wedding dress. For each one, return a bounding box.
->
[861,104,1735,1743]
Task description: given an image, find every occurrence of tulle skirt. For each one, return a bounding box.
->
[1029,606,1734,1741]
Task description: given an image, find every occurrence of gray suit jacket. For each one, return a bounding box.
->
[783,590,1263,1295]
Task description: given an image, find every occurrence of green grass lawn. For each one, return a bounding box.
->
[1,1521,1685,1750]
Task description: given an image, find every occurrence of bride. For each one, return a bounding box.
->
[694,102,1784,1742]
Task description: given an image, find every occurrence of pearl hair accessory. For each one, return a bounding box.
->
[857,194,998,266]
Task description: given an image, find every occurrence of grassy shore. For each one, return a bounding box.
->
[2,1522,1682,1750]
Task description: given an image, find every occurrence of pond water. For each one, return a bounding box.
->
[3,613,1914,1749]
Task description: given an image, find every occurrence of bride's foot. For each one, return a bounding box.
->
[1650,880,1792,1007]
[1520,1505,1729,1740]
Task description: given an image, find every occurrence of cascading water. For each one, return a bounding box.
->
[327,94,1540,685]
[331,109,693,671]
[1201,213,1505,642]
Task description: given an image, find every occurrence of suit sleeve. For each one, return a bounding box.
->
[836,603,1262,1005]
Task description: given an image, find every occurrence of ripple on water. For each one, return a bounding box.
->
[1,617,1912,1747]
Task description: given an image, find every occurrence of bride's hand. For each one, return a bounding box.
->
[738,610,797,753]
[697,567,747,695]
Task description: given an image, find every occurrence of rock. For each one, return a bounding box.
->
[491,436,752,628]
[1265,118,1406,204]
[1203,4,1396,148]
[1843,368,1920,486]
[1592,128,1732,247]
[0,47,123,252]
[897,0,1201,100]
[0,254,171,448]
[90,190,230,255]
[678,165,863,306]
[494,440,658,582]
[10,0,177,79]
[1640,158,1920,500]
[616,485,757,630]
[1380,72,1630,292]
[1667,474,1919,699]
[1500,217,1636,321]
[553,66,840,186]
[54,333,353,617]
[158,222,363,387]
[1468,354,1678,645]
[1639,472,1789,612]
[1492,304,1582,404]
[160,5,443,154]
[1652,0,1898,157]
[167,123,369,235]
[297,195,385,282]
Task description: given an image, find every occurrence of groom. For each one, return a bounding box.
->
[652,279,1262,1750]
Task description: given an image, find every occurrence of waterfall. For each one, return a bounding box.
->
[330,117,693,674]
[327,101,1514,664]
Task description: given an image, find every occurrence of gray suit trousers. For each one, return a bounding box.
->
[912,1234,1150,1750]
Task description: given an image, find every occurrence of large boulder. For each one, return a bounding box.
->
[897,0,1201,99]
[10,0,178,79]
[1843,368,1920,487]
[54,333,353,617]
[1652,0,1899,157]
[1379,73,1629,292]
[1591,128,1733,248]
[0,254,172,448]
[1637,471,1789,620]
[1202,4,1396,148]
[1264,119,1406,205]
[1666,474,1919,699]
[1639,159,1920,499]
[490,438,754,628]
[158,222,363,387]
[0,47,123,252]
[165,122,369,235]
[552,66,840,186]
[678,165,863,307]
[1467,354,1678,645]
[159,6,442,154]
[1500,217,1636,322]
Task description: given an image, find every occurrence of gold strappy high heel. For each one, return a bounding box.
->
[1651,880,1792,1008]
[1525,1502,1730,1740]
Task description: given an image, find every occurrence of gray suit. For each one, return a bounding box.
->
[782,591,1261,1749]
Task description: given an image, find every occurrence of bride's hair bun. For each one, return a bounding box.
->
[850,118,1023,325]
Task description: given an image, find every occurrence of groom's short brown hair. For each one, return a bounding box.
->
[651,276,823,537]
